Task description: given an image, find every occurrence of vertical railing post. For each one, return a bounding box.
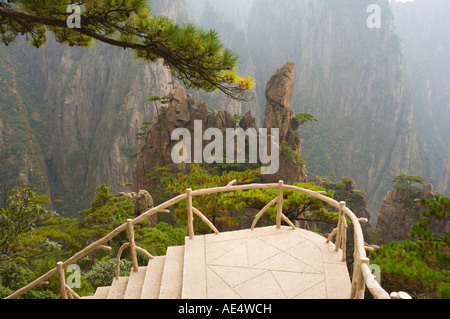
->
[341,218,348,262]
[276,181,284,228]
[355,257,369,299]
[56,262,68,300]
[187,189,194,239]
[335,201,345,252]
[127,219,139,272]
[337,201,348,262]
[350,227,361,299]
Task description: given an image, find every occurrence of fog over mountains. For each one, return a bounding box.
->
[0,0,448,223]
[186,0,449,221]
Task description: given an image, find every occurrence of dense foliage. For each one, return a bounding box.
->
[0,184,186,299]
[0,185,55,263]
[162,164,339,234]
[1,170,448,299]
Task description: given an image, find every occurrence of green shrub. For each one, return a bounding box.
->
[85,258,133,289]
[137,222,187,256]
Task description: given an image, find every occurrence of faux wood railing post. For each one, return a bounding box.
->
[350,232,359,299]
[127,219,139,272]
[339,201,348,261]
[56,262,68,300]
[341,216,348,262]
[355,258,370,299]
[335,201,345,252]
[187,189,194,239]
[276,181,284,228]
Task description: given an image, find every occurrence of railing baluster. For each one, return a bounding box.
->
[251,196,278,230]
[355,258,370,299]
[276,181,284,228]
[56,262,68,300]
[187,188,194,239]
[127,219,139,272]
[192,207,219,235]
[339,202,348,261]
[335,202,344,252]
[350,232,359,299]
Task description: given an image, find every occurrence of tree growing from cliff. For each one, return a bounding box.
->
[370,194,450,299]
[293,113,318,127]
[392,174,426,190]
[0,0,254,101]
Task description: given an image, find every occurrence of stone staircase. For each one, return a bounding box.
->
[82,226,352,299]
[82,247,183,299]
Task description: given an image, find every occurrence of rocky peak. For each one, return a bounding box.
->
[376,183,448,244]
[263,61,298,147]
[133,81,243,191]
[116,190,156,226]
[261,61,307,184]
[133,61,309,191]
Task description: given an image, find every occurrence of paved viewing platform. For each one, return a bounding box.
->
[84,226,352,299]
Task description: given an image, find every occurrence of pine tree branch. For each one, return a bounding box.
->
[0,6,254,101]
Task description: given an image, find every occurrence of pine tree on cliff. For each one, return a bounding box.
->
[0,0,254,101]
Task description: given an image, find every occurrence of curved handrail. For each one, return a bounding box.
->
[5,180,398,300]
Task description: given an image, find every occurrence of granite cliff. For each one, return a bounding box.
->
[245,0,432,223]
[261,61,307,184]
[133,61,308,192]
[133,81,242,191]
[392,0,450,196]
[0,0,188,215]
[376,184,449,244]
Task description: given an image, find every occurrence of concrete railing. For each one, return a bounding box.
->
[5,180,409,300]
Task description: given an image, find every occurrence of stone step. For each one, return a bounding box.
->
[182,235,206,299]
[123,267,148,299]
[158,246,185,299]
[94,286,111,299]
[81,285,110,299]
[140,256,166,299]
[107,276,129,299]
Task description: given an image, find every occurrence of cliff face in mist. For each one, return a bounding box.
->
[392,0,450,196]
[187,0,254,31]
[245,0,431,221]
[0,0,187,215]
